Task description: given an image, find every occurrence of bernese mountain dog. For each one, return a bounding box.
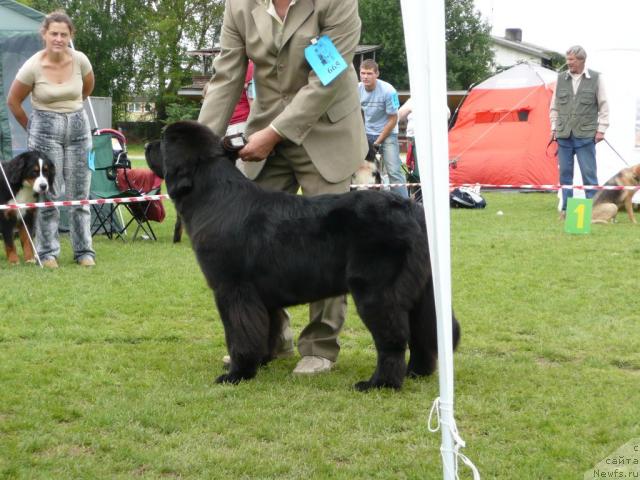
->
[0,151,55,264]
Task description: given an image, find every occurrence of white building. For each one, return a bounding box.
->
[491,28,557,70]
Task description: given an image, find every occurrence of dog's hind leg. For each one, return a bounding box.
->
[2,215,19,265]
[407,281,438,378]
[213,286,270,384]
[407,279,460,378]
[351,288,409,391]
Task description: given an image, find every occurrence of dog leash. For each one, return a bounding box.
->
[603,138,630,167]
[222,133,248,153]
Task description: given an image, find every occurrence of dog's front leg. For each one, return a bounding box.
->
[18,212,35,263]
[624,194,636,223]
[214,287,270,385]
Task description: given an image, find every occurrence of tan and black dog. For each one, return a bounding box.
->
[592,164,640,224]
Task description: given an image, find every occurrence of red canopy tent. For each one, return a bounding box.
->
[449,63,558,187]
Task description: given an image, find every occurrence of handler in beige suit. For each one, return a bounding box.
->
[199,0,368,374]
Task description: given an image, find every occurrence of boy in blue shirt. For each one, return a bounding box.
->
[358,59,408,198]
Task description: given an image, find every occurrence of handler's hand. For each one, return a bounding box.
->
[239,127,282,162]
[549,130,557,142]
[595,132,605,144]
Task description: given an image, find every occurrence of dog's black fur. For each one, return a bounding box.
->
[1,151,55,264]
[145,140,183,243]
[161,121,460,390]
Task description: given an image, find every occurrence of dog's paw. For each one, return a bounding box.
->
[354,380,402,391]
[354,380,374,391]
[215,373,243,385]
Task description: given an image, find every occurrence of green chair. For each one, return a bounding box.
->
[89,132,130,240]
[89,131,160,241]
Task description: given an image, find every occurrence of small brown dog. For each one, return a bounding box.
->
[591,164,640,224]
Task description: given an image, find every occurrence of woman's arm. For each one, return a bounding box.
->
[82,71,95,99]
[6,80,32,130]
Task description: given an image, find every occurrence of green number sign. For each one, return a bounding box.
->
[564,197,592,234]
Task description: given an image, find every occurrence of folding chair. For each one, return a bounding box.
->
[89,130,158,241]
[116,170,161,241]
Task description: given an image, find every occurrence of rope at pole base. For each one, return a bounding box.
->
[429,397,481,480]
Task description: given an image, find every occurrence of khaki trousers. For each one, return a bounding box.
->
[250,140,350,362]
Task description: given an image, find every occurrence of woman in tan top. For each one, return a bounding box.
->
[7,11,96,268]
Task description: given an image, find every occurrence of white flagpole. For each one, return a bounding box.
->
[400,1,460,479]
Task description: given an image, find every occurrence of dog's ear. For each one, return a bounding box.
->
[7,152,27,186]
[42,154,56,196]
[161,124,197,199]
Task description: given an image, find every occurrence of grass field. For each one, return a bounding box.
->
[1,191,639,479]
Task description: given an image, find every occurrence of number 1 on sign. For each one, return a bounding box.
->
[574,203,585,229]
[565,197,592,234]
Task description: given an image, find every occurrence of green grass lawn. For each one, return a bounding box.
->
[1,192,638,479]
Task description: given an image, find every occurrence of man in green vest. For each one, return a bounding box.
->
[550,45,609,219]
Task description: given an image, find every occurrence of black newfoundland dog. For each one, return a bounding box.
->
[162,121,460,390]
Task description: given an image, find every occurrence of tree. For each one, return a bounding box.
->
[17,0,224,121]
[358,0,408,90]
[358,0,494,91]
[445,0,494,90]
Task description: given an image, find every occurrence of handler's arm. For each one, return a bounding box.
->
[198,0,248,137]
[7,80,32,131]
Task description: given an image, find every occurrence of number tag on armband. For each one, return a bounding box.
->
[304,35,348,86]
[565,197,592,234]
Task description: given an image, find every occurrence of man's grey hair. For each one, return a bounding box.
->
[566,45,587,60]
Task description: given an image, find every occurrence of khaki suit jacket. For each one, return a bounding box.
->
[198,0,367,182]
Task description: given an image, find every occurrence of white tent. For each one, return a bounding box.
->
[591,49,640,180]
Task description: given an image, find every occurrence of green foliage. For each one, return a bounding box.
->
[1,192,639,478]
[17,0,224,121]
[445,0,494,89]
[358,0,408,90]
[359,0,494,91]
[547,51,566,71]
[164,101,201,124]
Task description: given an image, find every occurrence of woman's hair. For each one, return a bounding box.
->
[40,10,75,37]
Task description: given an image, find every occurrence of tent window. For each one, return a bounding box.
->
[475,109,530,124]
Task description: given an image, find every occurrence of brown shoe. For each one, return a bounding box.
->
[558,211,566,221]
[77,257,96,267]
[293,356,334,375]
[41,258,59,269]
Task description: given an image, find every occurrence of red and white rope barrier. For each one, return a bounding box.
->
[351,182,640,191]
[0,194,168,211]
[2,184,640,211]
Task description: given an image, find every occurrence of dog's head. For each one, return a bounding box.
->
[144,140,164,179]
[631,164,640,184]
[351,140,381,190]
[162,121,236,199]
[6,150,55,196]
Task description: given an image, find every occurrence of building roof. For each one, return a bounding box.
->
[491,35,554,61]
